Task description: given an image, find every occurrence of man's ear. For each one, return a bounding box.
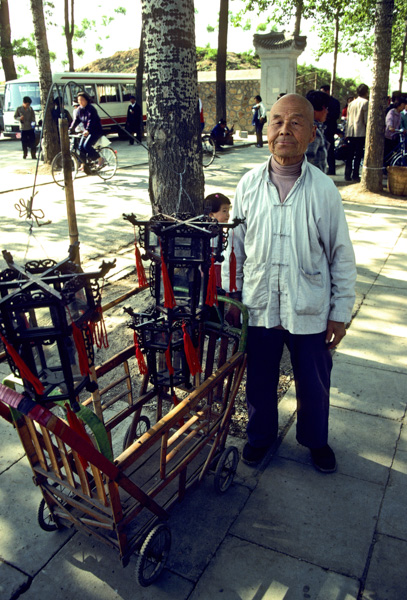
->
[309,124,317,143]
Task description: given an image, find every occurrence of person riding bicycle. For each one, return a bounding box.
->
[69,92,104,168]
[384,97,407,159]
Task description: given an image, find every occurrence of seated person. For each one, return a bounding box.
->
[211,119,234,148]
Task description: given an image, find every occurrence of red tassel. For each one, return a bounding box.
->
[205,255,218,307]
[160,248,176,309]
[229,233,237,293]
[93,306,109,349]
[182,323,202,376]
[0,333,44,395]
[65,403,90,469]
[71,322,90,376]
[134,331,148,375]
[165,341,174,376]
[135,243,148,287]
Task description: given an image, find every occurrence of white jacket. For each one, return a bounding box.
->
[222,157,356,333]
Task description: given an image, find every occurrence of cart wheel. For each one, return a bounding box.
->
[136,523,171,587]
[214,446,239,494]
[38,498,60,532]
[122,416,151,451]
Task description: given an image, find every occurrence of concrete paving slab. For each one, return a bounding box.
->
[165,478,250,581]
[278,406,401,485]
[349,304,407,336]
[363,283,407,310]
[362,534,407,600]
[329,359,407,420]
[399,421,407,452]
[190,535,360,600]
[0,416,25,474]
[0,459,74,576]
[19,534,193,600]
[377,448,407,541]
[336,327,407,375]
[230,456,383,578]
[0,560,30,600]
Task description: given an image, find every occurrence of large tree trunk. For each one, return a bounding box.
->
[0,0,17,80]
[135,22,144,139]
[64,0,74,72]
[331,13,340,98]
[142,0,204,215]
[398,21,407,91]
[293,0,303,37]
[361,0,394,193]
[30,0,59,163]
[216,0,228,123]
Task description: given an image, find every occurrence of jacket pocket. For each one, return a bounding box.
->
[242,263,268,309]
[295,268,325,315]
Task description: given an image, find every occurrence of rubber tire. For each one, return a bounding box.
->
[136,523,171,587]
[390,152,406,167]
[38,490,62,532]
[51,151,79,187]
[122,415,151,451]
[202,134,216,167]
[96,146,117,180]
[214,446,239,494]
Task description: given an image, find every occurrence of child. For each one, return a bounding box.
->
[204,194,231,324]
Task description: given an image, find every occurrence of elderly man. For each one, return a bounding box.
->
[222,94,356,473]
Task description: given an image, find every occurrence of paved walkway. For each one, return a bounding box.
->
[1,139,407,600]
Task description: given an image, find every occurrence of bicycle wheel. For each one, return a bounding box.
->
[202,134,216,167]
[390,152,406,167]
[51,151,79,187]
[96,147,117,180]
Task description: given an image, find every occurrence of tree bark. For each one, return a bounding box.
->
[361,0,394,193]
[30,0,59,163]
[0,0,17,80]
[293,0,303,37]
[216,0,228,123]
[135,21,145,139]
[64,0,74,72]
[331,12,340,98]
[142,0,204,215]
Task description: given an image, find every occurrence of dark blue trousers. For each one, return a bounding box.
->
[78,133,100,160]
[246,326,332,449]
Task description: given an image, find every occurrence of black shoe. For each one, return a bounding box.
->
[129,140,134,145]
[345,177,352,182]
[310,444,337,473]
[242,442,271,465]
[327,170,336,175]
[352,177,360,182]
[255,144,263,148]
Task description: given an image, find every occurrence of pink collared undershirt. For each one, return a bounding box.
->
[269,156,303,203]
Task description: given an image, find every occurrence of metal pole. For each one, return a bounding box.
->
[58,117,81,266]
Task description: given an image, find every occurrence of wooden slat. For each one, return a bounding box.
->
[123,360,133,406]
[166,421,208,463]
[90,463,108,506]
[55,436,76,488]
[40,426,62,478]
[24,417,48,472]
[72,451,91,496]
[160,431,169,480]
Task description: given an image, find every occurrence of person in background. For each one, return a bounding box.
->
[320,84,341,175]
[199,98,205,132]
[51,97,72,145]
[204,193,231,288]
[14,96,36,159]
[344,83,369,182]
[125,95,142,144]
[401,105,407,131]
[384,97,407,159]
[341,96,354,120]
[252,95,267,148]
[222,93,356,473]
[305,90,329,172]
[211,119,234,149]
[69,92,104,168]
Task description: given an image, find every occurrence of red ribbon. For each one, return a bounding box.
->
[133,331,148,375]
[0,333,45,395]
[92,306,109,349]
[135,242,148,287]
[205,255,218,307]
[182,323,202,376]
[71,322,91,376]
[65,403,90,469]
[160,243,176,309]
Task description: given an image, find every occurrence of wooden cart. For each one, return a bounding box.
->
[0,298,247,587]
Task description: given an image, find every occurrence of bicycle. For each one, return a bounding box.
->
[201,133,216,167]
[384,129,407,167]
[51,133,118,187]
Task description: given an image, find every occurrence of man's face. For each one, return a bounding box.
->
[267,95,316,166]
[22,102,30,109]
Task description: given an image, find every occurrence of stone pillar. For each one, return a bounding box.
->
[253,32,307,110]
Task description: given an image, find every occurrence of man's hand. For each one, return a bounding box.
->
[225,304,241,328]
[326,320,346,349]
[83,130,89,137]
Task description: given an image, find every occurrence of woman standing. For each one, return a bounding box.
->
[14,96,36,159]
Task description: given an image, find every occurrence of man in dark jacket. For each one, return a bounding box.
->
[126,96,142,144]
[320,84,341,175]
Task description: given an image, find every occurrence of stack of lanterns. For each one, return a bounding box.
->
[123,212,243,393]
[0,244,115,413]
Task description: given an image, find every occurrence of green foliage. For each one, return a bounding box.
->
[207,25,216,33]
[296,63,360,107]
